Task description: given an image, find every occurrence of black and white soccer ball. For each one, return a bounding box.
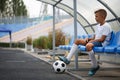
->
[53,60,66,73]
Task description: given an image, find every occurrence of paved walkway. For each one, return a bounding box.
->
[0,48,80,80]
[25,48,120,80]
[0,48,120,80]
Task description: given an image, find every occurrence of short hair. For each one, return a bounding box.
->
[95,9,107,18]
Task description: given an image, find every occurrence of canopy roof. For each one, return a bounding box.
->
[37,0,120,34]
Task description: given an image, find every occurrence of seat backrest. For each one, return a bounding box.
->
[109,30,120,46]
[88,34,94,38]
[81,34,94,39]
[81,35,88,39]
[107,31,115,45]
[116,31,120,46]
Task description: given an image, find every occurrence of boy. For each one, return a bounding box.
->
[58,9,112,76]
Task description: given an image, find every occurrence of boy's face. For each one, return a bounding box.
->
[95,12,104,23]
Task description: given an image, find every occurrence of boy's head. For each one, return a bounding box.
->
[94,9,107,24]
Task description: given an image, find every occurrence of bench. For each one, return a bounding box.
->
[59,34,93,51]
[58,30,120,64]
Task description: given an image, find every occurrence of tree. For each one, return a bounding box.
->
[0,0,28,18]
[0,0,8,17]
[12,0,27,16]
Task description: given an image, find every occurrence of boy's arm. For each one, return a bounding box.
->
[89,35,106,43]
[85,35,95,42]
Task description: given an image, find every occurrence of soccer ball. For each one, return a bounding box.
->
[53,60,66,73]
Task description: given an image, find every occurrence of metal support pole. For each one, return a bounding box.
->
[52,0,62,61]
[73,0,78,70]
[10,39,12,48]
[9,32,12,48]
[52,6,56,61]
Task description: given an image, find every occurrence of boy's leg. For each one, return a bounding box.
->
[66,44,78,60]
[59,39,86,64]
[58,44,78,64]
[88,50,100,76]
[89,50,98,68]
[86,41,102,76]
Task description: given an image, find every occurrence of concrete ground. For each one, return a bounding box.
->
[0,48,120,80]
[0,48,80,80]
[27,48,120,80]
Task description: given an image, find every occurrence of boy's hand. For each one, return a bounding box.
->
[85,38,89,43]
[89,40,95,43]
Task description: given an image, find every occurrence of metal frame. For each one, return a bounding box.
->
[52,0,62,61]
[0,30,12,48]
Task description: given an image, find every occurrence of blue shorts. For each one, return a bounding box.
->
[91,41,102,47]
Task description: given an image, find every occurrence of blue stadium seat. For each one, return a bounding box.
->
[81,35,87,39]
[59,45,72,50]
[59,31,120,55]
[93,31,115,53]
[93,47,104,53]
[59,35,88,50]
[78,45,86,51]
[104,31,120,53]
[116,47,120,54]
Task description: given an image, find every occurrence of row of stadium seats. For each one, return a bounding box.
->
[59,30,120,54]
[0,23,33,37]
[0,16,53,38]
[59,34,93,50]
